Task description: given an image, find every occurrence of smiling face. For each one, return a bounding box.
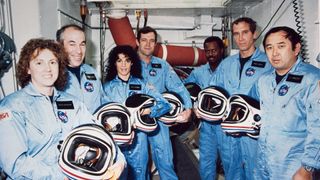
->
[116,53,132,81]
[136,32,156,61]
[28,49,59,95]
[62,27,86,68]
[264,31,300,75]
[204,41,223,65]
[232,21,257,57]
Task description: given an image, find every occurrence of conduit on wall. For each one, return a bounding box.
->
[108,16,207,66]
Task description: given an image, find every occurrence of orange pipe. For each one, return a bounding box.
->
[108,16,207,66]
[108,16,137,48]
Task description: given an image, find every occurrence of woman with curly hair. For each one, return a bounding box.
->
[0,38,125,179]
[103,45,170,180]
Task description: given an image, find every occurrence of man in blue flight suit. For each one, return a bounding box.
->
[56,24,106,113]
[210,17,273,180]
[184,36,225,180]
[136,26,193,180]
[250,26,320,180]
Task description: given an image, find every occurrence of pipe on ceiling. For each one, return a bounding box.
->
[108,15,207,66]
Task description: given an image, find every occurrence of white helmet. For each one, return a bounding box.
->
[221,94,261,139]
[160,92,184,125]
[58,124,117,180]
[197,86,229,121]
[94,102,134,145]
[125,94,158,132]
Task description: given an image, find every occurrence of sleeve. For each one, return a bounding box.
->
[301,78,320,169]
[0,108,65,179]
[184,69,197,84]
[248,80,260,101]
[102,82,113,104]
[143,82,171,118]
[164,63,193,109]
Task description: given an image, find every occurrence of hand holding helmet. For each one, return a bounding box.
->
[125,93,158,132]
[58,124,117,180]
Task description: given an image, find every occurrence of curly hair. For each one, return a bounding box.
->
[17,38,68,90]
[105,45,142,82]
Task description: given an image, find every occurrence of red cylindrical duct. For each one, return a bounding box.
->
[154,44,206,66]
[108,16,137,48]
[108,16,207,66]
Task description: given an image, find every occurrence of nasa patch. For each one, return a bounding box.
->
[0,110,12,122]
[245,67,256,77]
[57,111,68,123]
[278,84,289,96]
[149,69,157,76]
[84,82,94,92]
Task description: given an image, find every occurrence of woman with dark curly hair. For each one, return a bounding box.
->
[0,38,126,179]
[103,45,170,180]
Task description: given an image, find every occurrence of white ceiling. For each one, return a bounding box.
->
[86,0,264,17]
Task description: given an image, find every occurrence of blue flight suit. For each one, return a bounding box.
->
[210,48,272,180]
[185,63,225,180]
[250,57,320,179]
[0,83,124,179]
[140,56,192,180]
[103,75,171,180]
[64,64,107,113]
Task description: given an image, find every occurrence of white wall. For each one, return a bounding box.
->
[1,0,319,98]
[247,0,319,67]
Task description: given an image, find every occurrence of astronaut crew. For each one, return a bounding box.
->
[0,39,125,179]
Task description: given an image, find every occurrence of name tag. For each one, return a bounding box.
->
[85,73,97,80]
[151,63,162,68]
[56,101,75,109]
[129,84,142,90]
[251,61,266,68]
[286,74,303,83]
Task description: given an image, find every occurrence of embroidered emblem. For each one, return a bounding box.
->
[58,111,68,123]
[149,69,157,76]
[278,84,289,96]
[0,111,11,121]
[84,82,94,92]
[245,67,256,77]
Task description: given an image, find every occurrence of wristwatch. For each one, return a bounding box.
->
[303,164,315,172]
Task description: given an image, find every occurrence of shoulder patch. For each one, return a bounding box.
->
[56,101,75,109]
[151,63,162,68]
[0,110,12,122]
[286,74,303,83]
[85,73,97,80]
[251,61,266,68]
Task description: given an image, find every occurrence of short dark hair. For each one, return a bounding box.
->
[56,24,85,42]
[232,17,257,34]
[263,26,301,51]
[203,36,224,50]
[105,45,142,82]
[137,26,157,42]
[17,38,68,90]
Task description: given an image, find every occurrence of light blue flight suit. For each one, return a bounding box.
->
[140,56,192,180]
[103,75,170,180]
[185,62,226,180]
[64,63,107,113]
[210,48,272,180]
[250,57,320,179]
[0,83,124,179]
